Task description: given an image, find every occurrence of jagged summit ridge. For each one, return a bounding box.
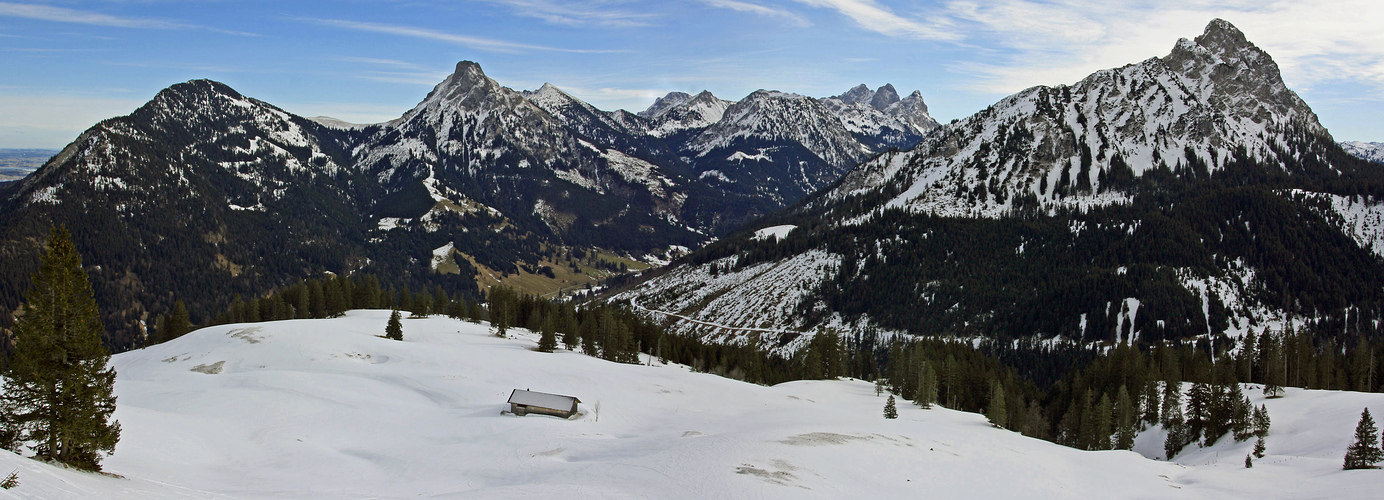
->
[826,18,1330,219]
[639,91,694,119]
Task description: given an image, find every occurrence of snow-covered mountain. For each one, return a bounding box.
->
[826,18,1334,219]
[0,60,942,349]
[641,90,733,139]
[1342,141,1384,165]
[612,19,1384,350]
[0,79,366,351]
[6,312,1378,499]
[822,83,937,150]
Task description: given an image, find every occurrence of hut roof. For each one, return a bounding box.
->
[508,389,580,411]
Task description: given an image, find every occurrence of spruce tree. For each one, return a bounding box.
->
[1253,404,1271,437]
[1343,408,1384,470]
[0,226,120,471]
[1115,385,1136,450]
[385,310,403,341]
[988,380,1008,429]
[1163,397,1187,460]
[917,362,938,409]
[1244,453,1253,468]
[1095,393,1113,450]
[167,300,191,340]
[884,395,898,419]
[537,314,558,352]
[1253,434,1266,459]
[1263,333,1285,398]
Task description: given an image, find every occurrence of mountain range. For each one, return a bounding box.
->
[612,19,1384,353]
[0,62,935,350]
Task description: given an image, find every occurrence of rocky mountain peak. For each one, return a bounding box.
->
[451,60,486,86]
[899,90,929,114]
[1196,18,1253,55]
[838,84,874,105]
[870,84,900,111]
[639,91,695,118]
[1162,18,1320,133]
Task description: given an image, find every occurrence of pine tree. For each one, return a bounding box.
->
[1115,385,1136,450]
[1263,332,1285,398]
[0,226,121,471]
[1253,434,1266,459]
[1244,453,1253,468]
[1186,382,1211,444]
[385,310,403,341]
[537,314,558,353]
[1095,392,1113,450]
[1253,404,1271,437]
[491,301,509,338]
[167,300,191,340]
[466,300,483,323]
[1343,408,1384,470]
[560,308,579,350]
[884,395,898,419]
[1163,396,1187,460]
[988,380,1008,429]
[917,362,938,409]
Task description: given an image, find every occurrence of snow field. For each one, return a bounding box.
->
[1,311,1382,498]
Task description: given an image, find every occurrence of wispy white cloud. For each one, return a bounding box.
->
[332,58,451,85]
[703,0,812,27]
[0,2,254,35]
[934,0,1384,97]
[304,18,624,54]
[793,0,960,41]
[480,0,657,28]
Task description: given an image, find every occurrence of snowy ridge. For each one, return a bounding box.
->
[688,90,867,167]
[824,19,1331,221]
[645,91,732,138]
[1341,141,1384,165]
[10,80,348,212]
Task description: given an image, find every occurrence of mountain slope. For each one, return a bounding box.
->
[0,80,367,350]
[0,60,943,351]
[0,312,1353,498]
[613,19,1384,349]
[1342,141,1384,165]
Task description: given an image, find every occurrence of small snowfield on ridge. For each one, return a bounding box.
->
[1,310,1380,499]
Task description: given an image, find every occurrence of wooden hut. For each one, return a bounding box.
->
[507,389,581,418]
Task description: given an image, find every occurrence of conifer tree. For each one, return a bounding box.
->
[308,281,326,318]
[1163,393,1187,460]
[1344,408,1384,470]
[466,300,483,323]
[561,308,579,350]
[1095,393,1113,450]
[167,300,191,340]
[1263,333,1285,398]
[884,395,898,419]
[385,310,403,341]
[917,361,938,409]
[1253,404,1271,438]
[988,380,1008,429]
[1115,385,1136,450]
[1253,434,1266,459]
[1186,382,1211,443]
[0,226,120,471]
[1244,453,1253,468]
[537,314,558,353]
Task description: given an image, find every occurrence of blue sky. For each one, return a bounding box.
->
[1,0,1381,148]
